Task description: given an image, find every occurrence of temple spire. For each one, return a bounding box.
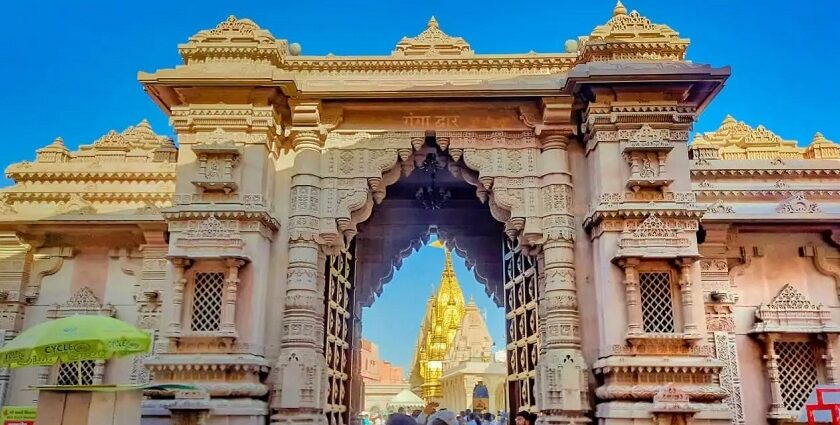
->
[613,0,627,16]
[409,240,467,401]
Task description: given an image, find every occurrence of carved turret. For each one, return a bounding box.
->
[578,1,690,62]
[393,16,473,57]
[179,15,290,66]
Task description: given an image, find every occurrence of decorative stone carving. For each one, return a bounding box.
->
[393,16,473,57]
[47,287,115,318]
[180,15,290,66]
[578,2,689,62]
[705,200,734,214]
[175,216,244,251]
[800,245,840,300]
[776,192,821,214]
[691,115,840,160]
[614,215,696,260]
[622,125,674,191]
[713,333,745,425]
[750,284,840,334]
[191,131,242,193]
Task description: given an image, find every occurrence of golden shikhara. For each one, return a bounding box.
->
[409,244,465,401]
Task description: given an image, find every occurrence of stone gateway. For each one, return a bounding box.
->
[0,3,839,425]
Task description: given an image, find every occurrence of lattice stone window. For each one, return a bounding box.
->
[56,360,97,386]
[776,341,820,411]
[190,272,225,332]
[639,272,676,333]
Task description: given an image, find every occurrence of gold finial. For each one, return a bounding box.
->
[722,114,737,126]
[428,16,439,29]
[613,1,628,17]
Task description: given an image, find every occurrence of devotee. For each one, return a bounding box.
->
[415,402,439,425]
[482,412,494,425]
[514,411,536,425]
[388,412,419,425]
[428,409,458,425]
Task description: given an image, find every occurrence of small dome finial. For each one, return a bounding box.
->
[613,1,628,17]
[811,132,827,144]
[721,114,737,127]
[428,16,439,28]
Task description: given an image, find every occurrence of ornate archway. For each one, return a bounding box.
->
[275,106,588,425]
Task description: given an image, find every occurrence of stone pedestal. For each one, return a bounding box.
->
[34,388,142,425]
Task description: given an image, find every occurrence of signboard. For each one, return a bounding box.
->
[0,406,36,425]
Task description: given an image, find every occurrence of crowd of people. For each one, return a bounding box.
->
[368,403,538,425]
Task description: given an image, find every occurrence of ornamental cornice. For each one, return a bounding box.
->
[286,55,576,75]
[5,170,176,181]
[145,354,269,372]
[3,192,173,202]
[593,356,724,374]
[594,384,726,403]
[691,166,840,177]
[162,209,280,233]
[693,189,840,199]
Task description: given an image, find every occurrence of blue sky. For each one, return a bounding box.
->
[1,1,837,369]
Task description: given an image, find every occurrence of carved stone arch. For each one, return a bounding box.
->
[435,130,543,242]
[355,223,504,308]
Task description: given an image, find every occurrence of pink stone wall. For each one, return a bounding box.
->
[730,231,840,425]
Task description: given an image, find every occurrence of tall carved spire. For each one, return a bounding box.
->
[409,240,467,401]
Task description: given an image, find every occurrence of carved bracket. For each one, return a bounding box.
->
[800,245,840,300]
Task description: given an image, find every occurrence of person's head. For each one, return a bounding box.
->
[387,413,418,425]
[429,410,458,425]
[515,411,535,425]
[483,413,492,421]
[398,407,406,414]
[411,410,421,418]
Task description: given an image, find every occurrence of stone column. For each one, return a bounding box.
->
[535,133,589,423]
[168,258,191,335]
[676,258,698,336]
[762,335,784,414]
[823,334,838,385]
[221,258,245,336]
[273,101,328,424]
[619,258,643,336]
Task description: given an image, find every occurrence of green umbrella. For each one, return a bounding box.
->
[0,315,151,368]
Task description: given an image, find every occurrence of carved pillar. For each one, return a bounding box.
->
[823,334,838,384]
[168,258,191,335]
[273,100,328,425]
[620,259,643,336]
[93,360,106,385]
[535,131,589,422]
[221,258,245,336]
[762,335,784,414]
[677,258,698,336]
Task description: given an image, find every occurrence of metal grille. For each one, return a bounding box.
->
[776,341,819,412]
[639,272,675,333]
[504,236,539,413]
[325,243,356,425]
[56,360,96,386]
[190,272,224,332]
